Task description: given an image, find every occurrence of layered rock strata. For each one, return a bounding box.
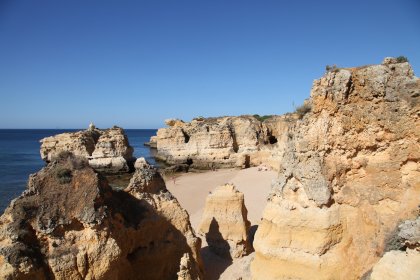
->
[251,58,420,279]
[198,184,251,259]
[0,155,203,280]
[40,126,135,173]
[152,115,292,171]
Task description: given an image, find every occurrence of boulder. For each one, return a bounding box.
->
[199,184,251,259]
[398,217,420,249]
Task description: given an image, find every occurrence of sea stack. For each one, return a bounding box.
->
[40,125,135,174]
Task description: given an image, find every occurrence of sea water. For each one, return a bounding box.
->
[0,129,157,213]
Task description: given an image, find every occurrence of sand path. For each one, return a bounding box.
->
[165,167,277,280]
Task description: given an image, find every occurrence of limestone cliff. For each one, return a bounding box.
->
[0,155,203,280]
[198,184,251,259]
[40,126,135,173]
[153,115,291,171]
[251,58,420,279]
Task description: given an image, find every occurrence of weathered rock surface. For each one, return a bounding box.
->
[40,126,135,173]
[368,216,420,280]
[251,59,420,279]
[153,115,291,171]
[369,249,420,280]
[198,184,251,259]
[398,216,420,249]
[0,155,203,280]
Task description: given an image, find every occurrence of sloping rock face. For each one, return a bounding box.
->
[251,59,420,279]
[40,126,134,173]
[153,116,290,170]
[369,249,420,280]
[0,155,203,280]
[369,216,420,280]
[198,184,251,259]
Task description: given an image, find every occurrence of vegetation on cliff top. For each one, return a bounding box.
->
[253,114,273,122]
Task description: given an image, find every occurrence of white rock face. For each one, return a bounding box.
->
[370,250,420,280]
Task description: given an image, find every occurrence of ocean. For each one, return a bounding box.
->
[0,129,157,214]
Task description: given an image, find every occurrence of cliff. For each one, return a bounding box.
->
[0,155,203,280]
[40,126,135,173]
[251,58,420,279]
[152,115,292,171]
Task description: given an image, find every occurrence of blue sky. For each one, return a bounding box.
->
[0,0,419,129]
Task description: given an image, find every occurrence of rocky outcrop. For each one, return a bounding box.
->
[198,184,251,259]
[251,58,420,279]
[368,216,420,280]
[152,115,290,171]
[89,127,135,173]
[144,135,158,148]
[0,154,203,280]
[40,126,135,173]
[177,253,202,280]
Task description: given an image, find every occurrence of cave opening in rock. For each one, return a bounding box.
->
[186,158,193,165]
[244,155,250,168]
[181,130,190,143]
[268,135,278,144]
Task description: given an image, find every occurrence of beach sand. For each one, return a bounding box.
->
[165,167,277,280]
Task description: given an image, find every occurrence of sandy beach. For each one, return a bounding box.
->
[165,167,277,280]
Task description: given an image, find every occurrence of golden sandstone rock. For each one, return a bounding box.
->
[199,184,251,259]
[40,126,135,173]
[251,59,420,279]
[0,155,203,280]
[153,115,290,171]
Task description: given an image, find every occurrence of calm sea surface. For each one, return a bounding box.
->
[0,129,157,214]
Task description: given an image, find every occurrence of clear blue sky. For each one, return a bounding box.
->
[1,0,419,129]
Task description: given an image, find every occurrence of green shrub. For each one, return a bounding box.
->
[325,64,339,73]
[253,114,273,122]
[295,103,312,119]
[396,56,409,63]
[56,167,72,184]
[56,151,73,161]
[193,116,205,121]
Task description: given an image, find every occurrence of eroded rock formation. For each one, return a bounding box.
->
[198,184,251,259]
[0,155,203,280]
[251,58,420,279]
[152,115,291,171]
[40,126,135,173]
